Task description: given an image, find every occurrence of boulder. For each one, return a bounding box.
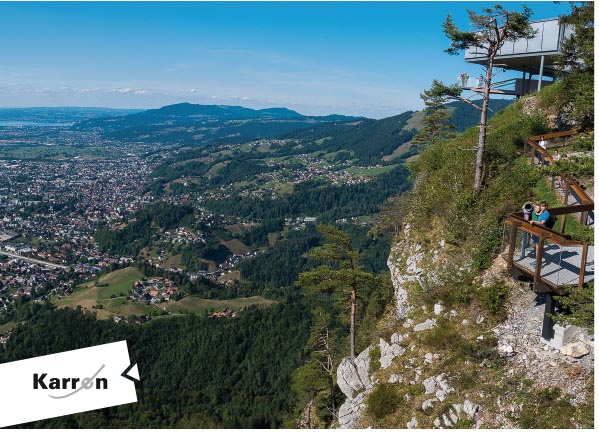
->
[423,376,436,394]
[406,417,418,429]
[388,374,402,384]
[379,338,405,369]
[336,347,372,399]
[463,400,480,418]
[422,398,436,410]
[434,302,445,315]
[413,318,437,332]
[498,343,515,357]
[391,332,403,344]
[560,342,590,358]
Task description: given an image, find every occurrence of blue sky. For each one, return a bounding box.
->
[0,1,571,118]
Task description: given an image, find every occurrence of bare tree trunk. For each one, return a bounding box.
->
[473,57,495,194]
[350,288,356,363]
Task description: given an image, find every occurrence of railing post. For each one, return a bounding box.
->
[578,242,588,289]
[564,181,570,205]
[507,223,518,268]
[559,214,567,234]
[533,236,544,289]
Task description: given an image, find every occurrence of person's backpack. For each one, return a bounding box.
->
[545,214,557,230]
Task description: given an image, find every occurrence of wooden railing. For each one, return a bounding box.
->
[505,203,593,293]
[525,129,594,212]
[525,129,580,166]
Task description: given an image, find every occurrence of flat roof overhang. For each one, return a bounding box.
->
[466,52,560,77]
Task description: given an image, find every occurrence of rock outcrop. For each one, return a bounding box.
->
[337,347,373,428]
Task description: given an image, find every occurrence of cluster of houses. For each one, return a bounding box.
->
[0,259,69,301]
[285,216,318,230]
[113,315,151,325]
[162,227,205,244]
[0,326,14,344]
[130,276,179,303]
[211,307,239,318]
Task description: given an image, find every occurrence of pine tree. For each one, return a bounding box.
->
[297,225,377,363]
[412,81,456,147]
[556,1,594,128]
[430,5,536,194]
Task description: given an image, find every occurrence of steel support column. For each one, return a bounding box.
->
[538,55,545,91]
[541,294,556,339]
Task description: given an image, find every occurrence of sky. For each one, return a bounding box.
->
[0,1,572,118]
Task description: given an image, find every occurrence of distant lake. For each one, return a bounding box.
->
[0,121,73,127]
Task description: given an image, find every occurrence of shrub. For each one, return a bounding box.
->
[476,279,510,319]
[551,283,594,332]
[366,383,401,419]
[471,225,502,270]
[369,345,381,373]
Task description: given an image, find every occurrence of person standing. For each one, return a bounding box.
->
[529,201,550,266]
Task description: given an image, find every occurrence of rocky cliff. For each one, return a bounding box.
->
[335,219,593,429]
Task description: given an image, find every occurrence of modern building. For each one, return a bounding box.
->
[461,18,572,96]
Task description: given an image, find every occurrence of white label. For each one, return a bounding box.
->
[0,340,138,427]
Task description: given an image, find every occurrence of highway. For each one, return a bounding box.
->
[0,250,68,270]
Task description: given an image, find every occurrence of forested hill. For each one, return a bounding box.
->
[70,102,363,143]
[447,98,513,132]
[277,98,513,164]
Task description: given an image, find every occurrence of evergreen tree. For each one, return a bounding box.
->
[297,225,377,363]
[412,82,456,147]
[556,1,594,128]
[431,5,536,194]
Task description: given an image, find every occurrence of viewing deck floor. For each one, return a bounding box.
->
[511,244,594,288]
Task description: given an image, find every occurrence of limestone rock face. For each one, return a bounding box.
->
[338,391,367,429]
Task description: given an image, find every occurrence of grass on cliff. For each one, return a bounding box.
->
[365,82,594,428]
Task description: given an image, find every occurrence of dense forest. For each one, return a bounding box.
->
[0,301,310,428]
[206,164,411,221]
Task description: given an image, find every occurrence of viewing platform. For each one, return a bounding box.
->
[504,206,593,295]
[504,129,594,295]
[463,18,572,97]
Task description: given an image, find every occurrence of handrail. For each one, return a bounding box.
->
[518,204,594,216]
[528,129,581,141]
[563,175,594,205]
[525,129,594,210]
[507,214,584,247]
[527,138,553,163]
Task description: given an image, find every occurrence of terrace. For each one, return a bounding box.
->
[462,18,572,97]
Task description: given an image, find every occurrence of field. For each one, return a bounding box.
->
[164,295,276,314]
[382,141,415,161]
[0,144,110,160]
[53,267,274,320]
[0,321,15,334]
[347,164,398,177]
[221,239,249,254]
[53,267,147,318]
